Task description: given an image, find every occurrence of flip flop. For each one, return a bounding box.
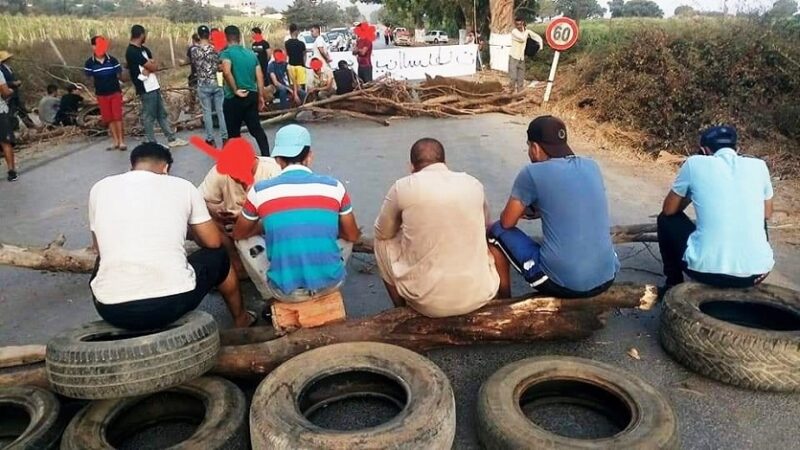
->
[246,310,258,327]
[105,145,117,151]
[118,144,128,151]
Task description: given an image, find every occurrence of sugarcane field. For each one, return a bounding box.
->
[0,0,799,448]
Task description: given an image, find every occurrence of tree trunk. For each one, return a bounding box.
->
[0,284,656,389]
[490,0,514,33]
[0,224,657,274]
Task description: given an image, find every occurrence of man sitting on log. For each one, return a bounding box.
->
[233,125,361,302]
[657,125,773,294]
[197,139,280,281]
[373,138,501,317]
[488,116,619,298]
[89,143,255,329]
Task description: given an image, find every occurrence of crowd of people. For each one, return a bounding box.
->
[87,112,775,331]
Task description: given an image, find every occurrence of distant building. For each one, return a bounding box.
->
[203,0,257,16]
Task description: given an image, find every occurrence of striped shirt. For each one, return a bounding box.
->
[242,165,353,295]
[84,55,122,96]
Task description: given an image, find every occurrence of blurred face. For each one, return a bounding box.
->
[515,20,525,31]
[312,28,320,37]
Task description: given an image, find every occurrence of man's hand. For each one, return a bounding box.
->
[235,89,249,98]
[214,209,238,225]
[257,95,266,111]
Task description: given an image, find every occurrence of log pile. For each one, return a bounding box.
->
[0,224,656,274]
[17,76,539,145]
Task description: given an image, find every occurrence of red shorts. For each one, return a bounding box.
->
[97,92,123,123]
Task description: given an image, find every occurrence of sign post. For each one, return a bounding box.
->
[543,17,580,103]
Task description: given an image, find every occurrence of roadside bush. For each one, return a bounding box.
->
[562,17,800,155]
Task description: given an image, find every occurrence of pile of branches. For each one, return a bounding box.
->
[17,76,539,145]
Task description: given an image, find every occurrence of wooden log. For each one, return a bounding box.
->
[212,283,656,379]
[0,284,655,389]
[307,107,391,126]
[0,345,46,369]
[0,224,659,273]
[271,290,347,331]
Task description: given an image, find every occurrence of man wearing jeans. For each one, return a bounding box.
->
[657,126,774,294]
[219,25,270,156]
[125,25,187,147]
[191,25,227,147]
[488,116,619,298]
[233,125,361,302]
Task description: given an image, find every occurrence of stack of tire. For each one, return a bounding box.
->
[37,310,246,449]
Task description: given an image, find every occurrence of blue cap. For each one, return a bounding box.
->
[700,125,737,149]
[272,125,312,159]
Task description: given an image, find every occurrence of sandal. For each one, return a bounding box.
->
[118,144,128,151]
[105,145,117,151]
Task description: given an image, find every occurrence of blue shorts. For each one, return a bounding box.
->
[487,221,549,287]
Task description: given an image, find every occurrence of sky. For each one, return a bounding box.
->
[258,0,779,19]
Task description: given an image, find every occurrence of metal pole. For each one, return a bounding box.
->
[543,50,560,103]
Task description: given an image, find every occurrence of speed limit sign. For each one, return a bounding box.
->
[543,17,580,102]
[546,17,580,51]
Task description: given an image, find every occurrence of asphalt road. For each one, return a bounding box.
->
[1,114,798,448]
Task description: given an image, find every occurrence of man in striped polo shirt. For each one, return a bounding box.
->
[84,35,126,150]
[233,125,360,302]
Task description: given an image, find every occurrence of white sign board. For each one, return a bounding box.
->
[329,44,478,81]
[488,33,511,72]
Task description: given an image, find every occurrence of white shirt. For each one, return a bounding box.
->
[510,29,542,61]
[89,170,212,304]
[0,71,8,114]
[313,36,328,63]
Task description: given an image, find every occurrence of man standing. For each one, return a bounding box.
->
[508,17,542,92]
[37,85,60,126]
[267,50,301,110]
[251,27,271,80]
[0,69,17,181]
[126,25,187,147]
[89,143,255,329]
[233,125,360,302]
[488,116,619,298]
[0,51,29,126]
[285,24,307,91]
[657,126,774,292]
[374,138,500,317]
[311,25,333,67]
[219,25,270,156]
[85,35,126,150]
[191,25,228,147]
[353,25,373,83]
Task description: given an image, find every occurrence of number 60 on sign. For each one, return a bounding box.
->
[543,17,580,102]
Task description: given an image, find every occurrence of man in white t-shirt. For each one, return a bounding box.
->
[311,25,332,67]
[89,143,255,330]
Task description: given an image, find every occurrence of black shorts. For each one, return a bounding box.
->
[0,112,14,144]
[92,247,230,330]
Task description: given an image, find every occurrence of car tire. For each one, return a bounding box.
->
[46,311,220,399]
[60,376,247,450]
[477,356,679,449]
[660,282,800,391]
[250,342,455,450]
[0,386,61,450]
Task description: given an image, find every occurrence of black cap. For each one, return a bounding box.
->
[527,116,573,158]
[197,25,210,35]
[700,125,737,149]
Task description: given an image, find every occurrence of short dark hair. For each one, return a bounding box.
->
[225,25,241,42]
[131,24,146,39]
[251,27,262,34]
[191,33,200,43]
[279,146,311,165]
[90,35,101,46]
[337,60,349,70]
[515,17,525,23]
[410,138,445,169]
[289,23,298,33]
[46,84,58,94]
[198,27,210,39]
[66,85,78,93]
[130,142,173,167]
[311,24,321,32]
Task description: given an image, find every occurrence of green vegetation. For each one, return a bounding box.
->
[608,0,663,18]
[531,17,800,158]
[281,0,363,28]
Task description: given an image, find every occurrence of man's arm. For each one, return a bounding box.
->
[500,197,527,229]
[374,184,401,240]
[255,65,266,110]
[221,59,239,93]
[339,213,360,243]
[191,220,223,248]
[661,191,691,216]
[765,199,773,220]
[662,161,692,216]
[232,214,261,240]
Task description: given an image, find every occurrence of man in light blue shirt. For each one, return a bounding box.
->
[488,116,619,298]
[657,125,774,291]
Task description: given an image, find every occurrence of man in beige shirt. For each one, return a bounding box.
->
[374,138,501,317]
[509,17,543,92]
[198,149,280,286]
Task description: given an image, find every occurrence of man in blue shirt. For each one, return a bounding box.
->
[488,116,619,298]
[657,126,774,291]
